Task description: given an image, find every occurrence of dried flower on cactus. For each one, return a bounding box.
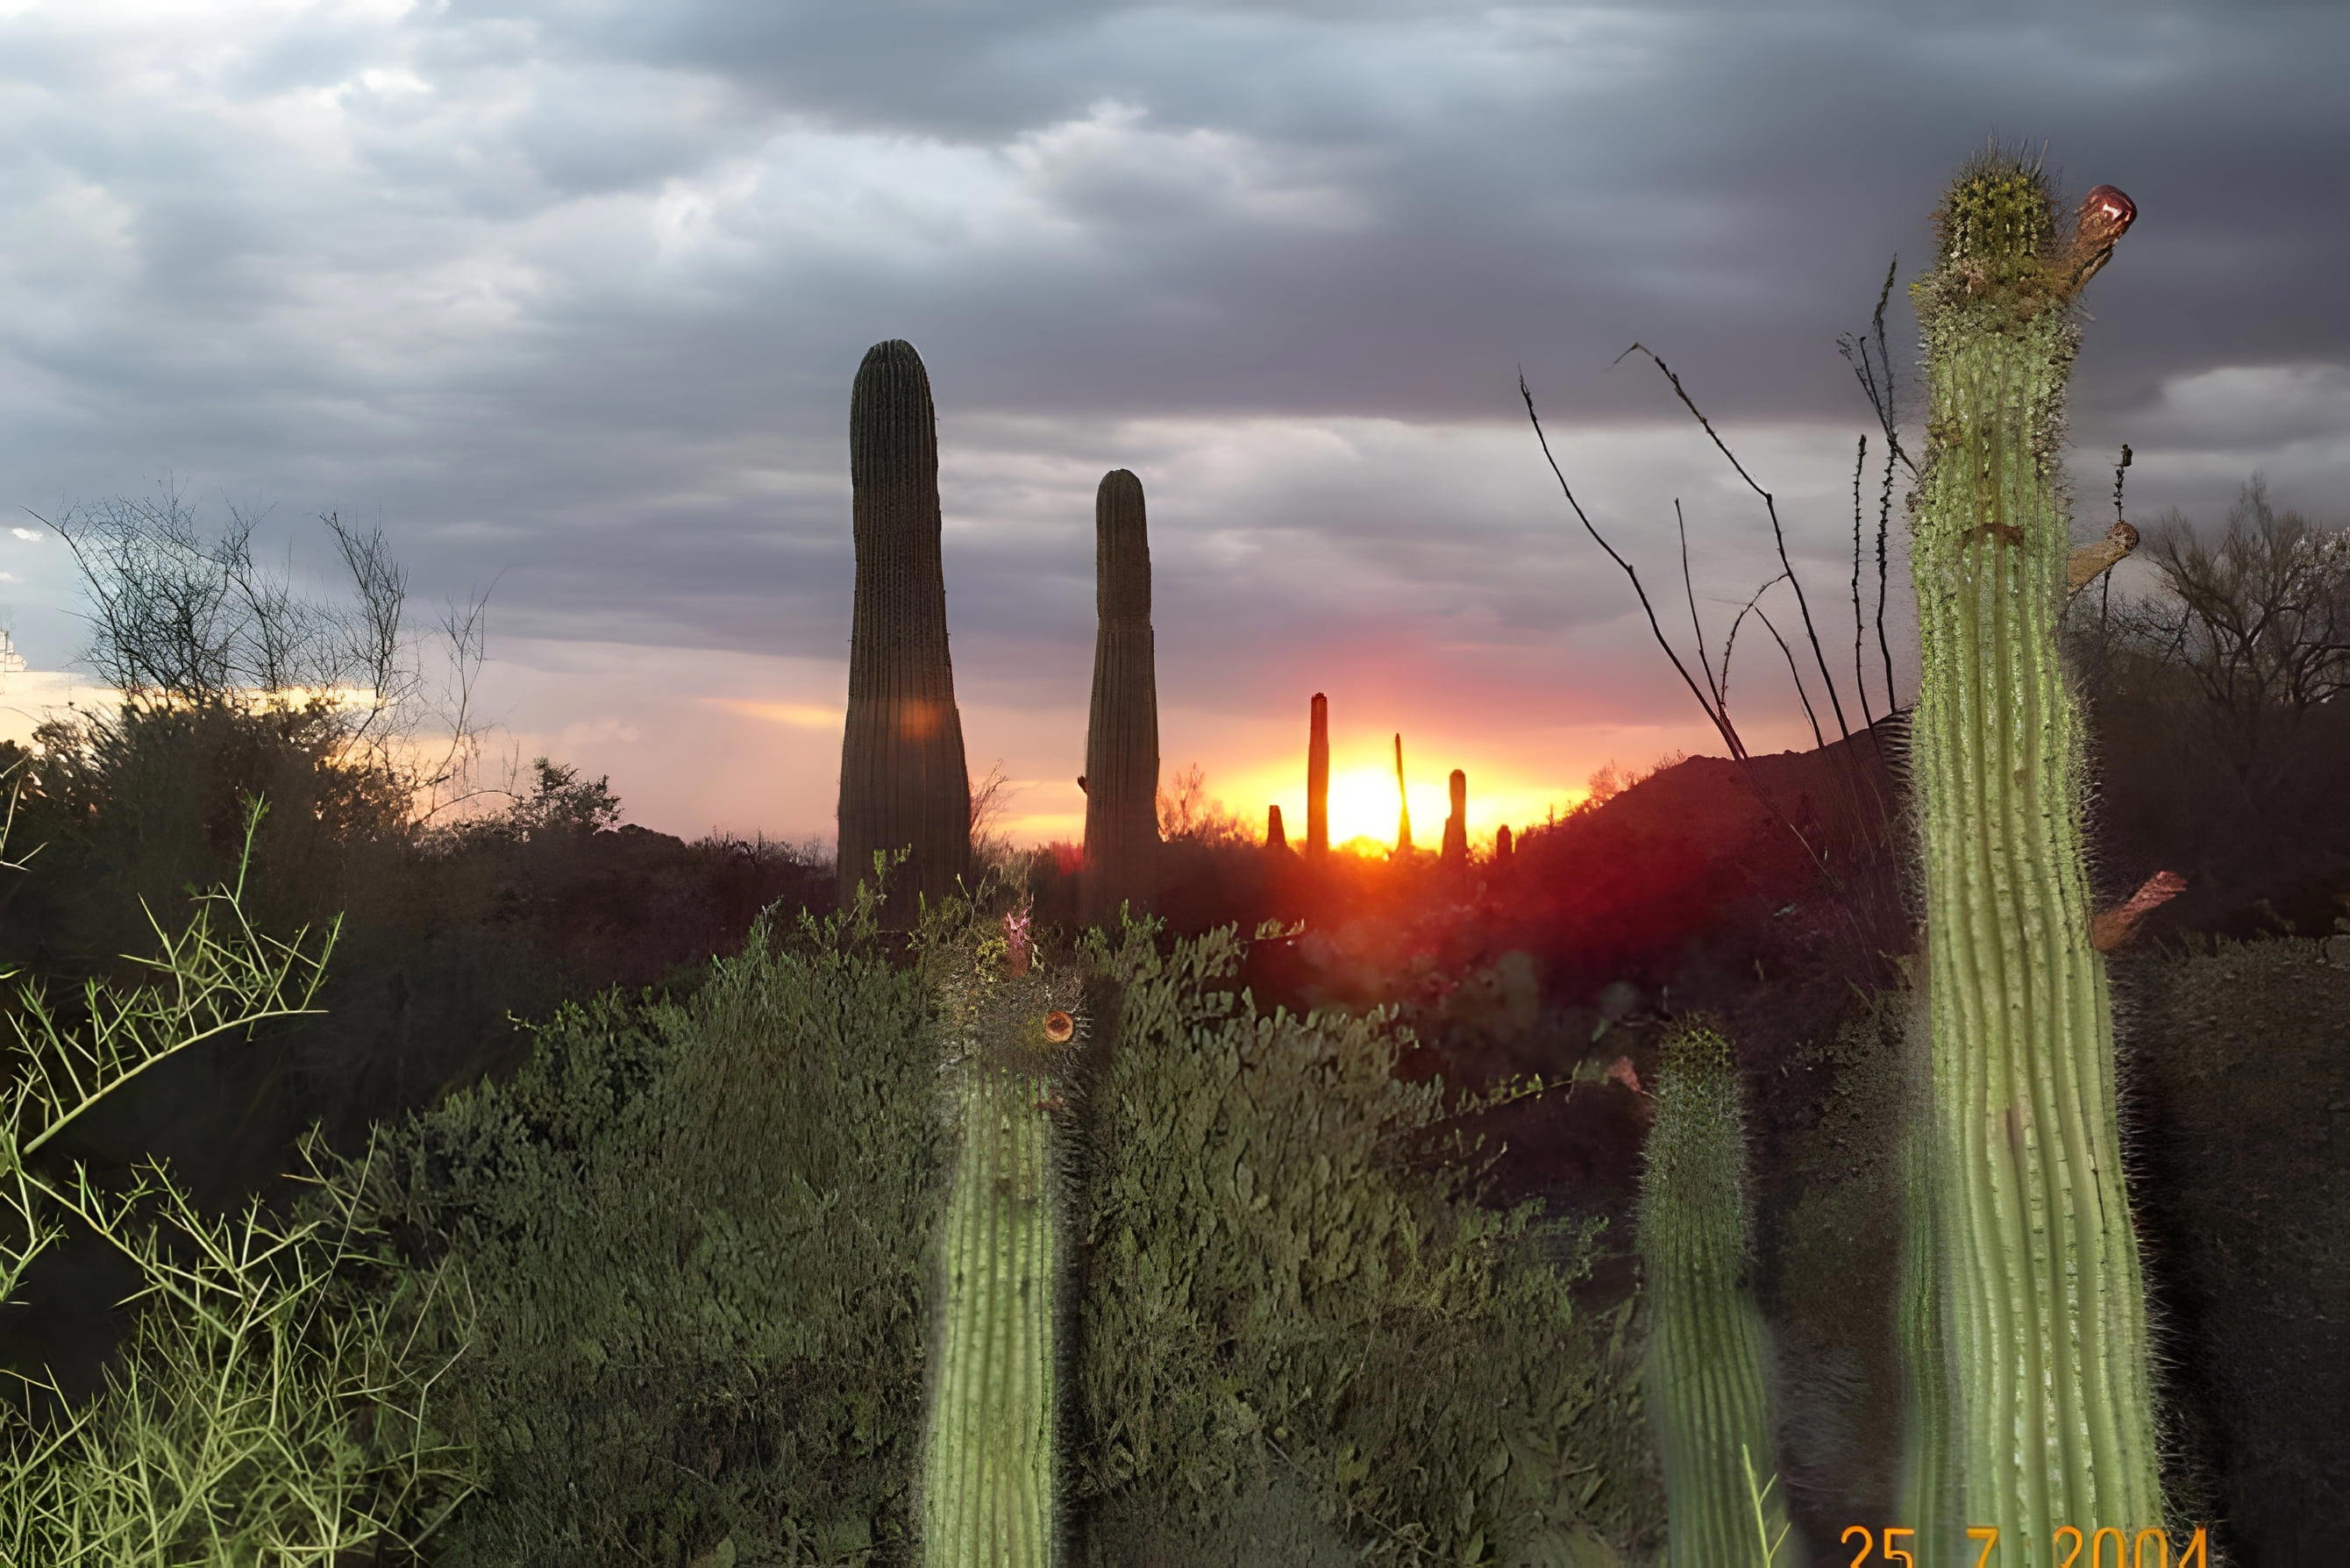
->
[2063,183,2135,292]
[1004,906,1033,976]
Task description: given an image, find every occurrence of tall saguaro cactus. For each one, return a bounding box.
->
[837,339,973,932]
[1441,767,1468,873]
[1307,692,1330,859]
[1898,146,2165,1558]
[1080,468,1162,930]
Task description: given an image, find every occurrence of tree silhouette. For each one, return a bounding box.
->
[25,472,503,824]
[2063,474,2350,826]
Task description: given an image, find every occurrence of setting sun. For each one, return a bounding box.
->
[1326,767,1424,848]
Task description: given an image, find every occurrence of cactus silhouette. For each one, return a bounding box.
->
[1080,469,1163,930]
[1494,823,1514,875]
[837,339,973,933]
[1897,143,2165,1559]
[918,902,1086,1567]
[1391,732,1412,854]
[1635,1020,1790,1567]
[1441,767,1468,873]
[1306,692,1329,859]
[1266,802,1289,852]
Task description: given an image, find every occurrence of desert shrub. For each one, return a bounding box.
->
[1063,910,1658,1566]
[275,868,1661,1564]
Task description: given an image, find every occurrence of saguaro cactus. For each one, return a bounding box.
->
[1636,1020,1790,1567]
[1307,692,1330,859]
[1392,732,1412,854]
[1494,823,1514,875]
[837,339,973,932]
[1265,802,1289,852]
[919,904,1086,1567]
[1440,767,1468,873]
[1080,469,1163,930]
[1898,146,2165,1557]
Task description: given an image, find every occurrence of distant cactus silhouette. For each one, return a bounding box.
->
[1080,469,1162,930]
[1494,823,1514,875]
[1440,768,1468,873]
[1306,693,1329,859]
[1392,732,1412,854]
[837,338,972,932]
[1265,802,1289,852]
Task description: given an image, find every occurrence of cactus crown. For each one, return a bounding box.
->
[1933,146,2057,269]
[1915,141,2076,326]
[1096,469,1151,620]
[938,895,1091,1082]
[1660,1018,1734,1080]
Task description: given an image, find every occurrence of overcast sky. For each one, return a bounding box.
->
[1,1,2342,854]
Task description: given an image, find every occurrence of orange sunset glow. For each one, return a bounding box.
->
[996,752,1592,856]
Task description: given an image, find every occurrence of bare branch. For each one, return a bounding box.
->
[1674,497,1733,740]
[1516,367,1742,760]
[1754,602,1826,752]
[1719,571,1791,717]
[1613,342,1858,748]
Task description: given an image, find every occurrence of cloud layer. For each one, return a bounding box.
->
[2,0,2341,848]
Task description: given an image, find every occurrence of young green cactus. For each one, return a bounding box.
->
[837,338,974,932]
[1898,143,2167,1558]
[1080,468,1162,930]
[917,901,1088,1567]
[1635,1019,1790,1567]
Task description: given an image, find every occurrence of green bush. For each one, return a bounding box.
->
[275,865,1661,1564]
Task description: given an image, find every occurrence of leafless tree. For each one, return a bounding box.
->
[2062,474,2350,820]
[1157,761,1250,847]
[968,759,1026,879]
[24,472,508,826]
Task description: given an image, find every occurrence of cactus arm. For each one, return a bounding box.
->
[2063,519,2140,602]
[2090,869,2187,953]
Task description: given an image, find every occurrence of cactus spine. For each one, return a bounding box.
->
[919,907,1085,1567]
[1898,145,2162,1557]
[1306,692,1329,859]
[1080,469,1162,930]
[1636,1020,1789,1567]
[837,339,972,932]
[1392,731,1412,853]
[1441,767,1468,873]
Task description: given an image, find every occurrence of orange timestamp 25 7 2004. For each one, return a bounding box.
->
[1840,1525,2214,1567]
